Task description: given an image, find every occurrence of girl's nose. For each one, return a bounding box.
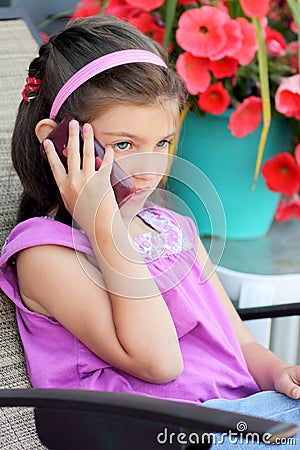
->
[118,152,168,177]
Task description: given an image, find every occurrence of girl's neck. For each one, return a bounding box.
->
[127,215,159,238]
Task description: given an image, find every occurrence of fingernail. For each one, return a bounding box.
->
[291,387,300,398]
[43,139,51,148]
[70,120,77,128]
[83,123,92,133]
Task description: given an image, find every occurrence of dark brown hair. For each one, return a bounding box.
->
[12,14,186,224]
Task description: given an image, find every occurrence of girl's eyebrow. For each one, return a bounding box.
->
[101,131,177,141]
[102,131,141,139]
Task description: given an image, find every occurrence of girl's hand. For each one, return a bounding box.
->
[44,119,118,233]
[273,364,300,399]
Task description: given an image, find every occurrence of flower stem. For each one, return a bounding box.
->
[163,0,177,50]
[37,0,109,30]
[37,9,75,30]
[100,0,111,13]
[253,17,271,189]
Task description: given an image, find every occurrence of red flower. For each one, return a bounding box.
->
[228,96,262,138]
[178,0,198,5]
[291,20,298,34]
[176,6,231,58]
[39,31,49,43]
[229,18,257,65]
[276,197,300,221]
[197,81,230,115]
[240,0,270,18]
[210,19,243,61]
[125,0,164,12]
[295,143,300,166]
[129,12,165,46]
[176,53,211,95]
[105,6,141,20]
[262,152,300,196]
[209,57,238,79]
[71,0,101,18]
[275,74,300,120]
[265,27,286,57]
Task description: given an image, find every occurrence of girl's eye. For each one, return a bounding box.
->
[113,141,131,152]
[156,140,171,149]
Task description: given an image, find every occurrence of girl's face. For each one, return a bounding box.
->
[91,101,178,208]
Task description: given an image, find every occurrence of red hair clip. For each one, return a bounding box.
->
[22,77,41,102]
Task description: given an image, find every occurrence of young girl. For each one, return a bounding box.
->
[0,14,300,448]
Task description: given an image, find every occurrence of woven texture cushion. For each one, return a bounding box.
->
[0,17,46,449]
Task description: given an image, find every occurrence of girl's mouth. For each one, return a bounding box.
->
[134,189,149,196]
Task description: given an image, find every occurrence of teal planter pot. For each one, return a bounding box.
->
[167,110,292,239]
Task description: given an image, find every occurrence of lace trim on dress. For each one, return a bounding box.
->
[133,208,193,261]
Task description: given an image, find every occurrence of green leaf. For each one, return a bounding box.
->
[227,0,244,19]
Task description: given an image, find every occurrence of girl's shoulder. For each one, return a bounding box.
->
[0,216,93,265]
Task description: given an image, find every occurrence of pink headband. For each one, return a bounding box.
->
[49,49,168,119]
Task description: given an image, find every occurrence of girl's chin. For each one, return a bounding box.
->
[131,189,150,199]
[119,190,152,216]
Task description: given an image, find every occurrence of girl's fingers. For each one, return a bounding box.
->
[97,145,115,187]
[291,385,300,399]
[43,139,66,184]
[82,123,96,172]
[67,119,81,173]
[101,145,114,169]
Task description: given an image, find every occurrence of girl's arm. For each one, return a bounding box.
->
[17,242,183,384]
[197,236,300,400]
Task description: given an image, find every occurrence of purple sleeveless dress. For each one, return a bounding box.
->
[0,206,259,404]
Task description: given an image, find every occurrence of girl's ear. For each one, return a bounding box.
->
[35,119,57,143]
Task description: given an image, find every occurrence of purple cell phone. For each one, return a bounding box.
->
[40,116,135,205]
